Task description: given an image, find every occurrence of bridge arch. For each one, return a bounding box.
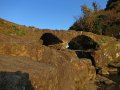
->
[40,33,63,46]
[68,35,99,50]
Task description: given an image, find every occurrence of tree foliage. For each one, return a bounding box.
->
[106,0,120,12]
[69,0,120,37]
[92,2,99,12]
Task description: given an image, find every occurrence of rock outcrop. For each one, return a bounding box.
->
[1,18,120,90]
[0,49,96,90]
[94,41,120,75]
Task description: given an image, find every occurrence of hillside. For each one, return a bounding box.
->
[69,0,120,37]
[0,18,120,90]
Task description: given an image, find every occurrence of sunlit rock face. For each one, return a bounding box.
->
[0,50,96,90]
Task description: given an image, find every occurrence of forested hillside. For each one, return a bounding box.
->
[69,0,120,37]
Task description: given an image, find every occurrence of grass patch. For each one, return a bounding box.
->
[8,25,27,36]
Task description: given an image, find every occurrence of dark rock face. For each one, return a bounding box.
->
[75,51,96,67]
[95,75,119,90]
[115,35,120,40]
[68,35,99,50]
[40,33,63,46]
[0,71,34,90]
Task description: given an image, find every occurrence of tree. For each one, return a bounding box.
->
[92,2,98,12]
[106,0,120,12]
[81,4,92,18]
[69,5,93,32]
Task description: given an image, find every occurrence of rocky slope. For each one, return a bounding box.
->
[0,18,120,90]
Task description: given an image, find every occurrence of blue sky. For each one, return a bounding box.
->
[0,0,107,30]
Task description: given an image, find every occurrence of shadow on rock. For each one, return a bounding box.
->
[107,73,120,86]
[96,75,120,90]
[75,51,96,67]
[68,35,99,50]
[0,71,34,90]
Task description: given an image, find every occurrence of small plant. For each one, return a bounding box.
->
[8,25,26,36]
[29,26,35,28]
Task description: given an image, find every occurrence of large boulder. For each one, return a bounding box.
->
[94,41,120,75]
[0,45,96,90]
